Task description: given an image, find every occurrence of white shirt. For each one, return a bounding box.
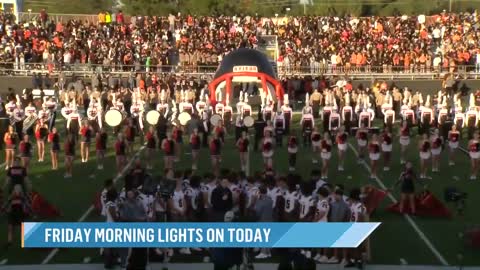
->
[299,195,315,219]
[172,190,185,213]
[284,190,299,213]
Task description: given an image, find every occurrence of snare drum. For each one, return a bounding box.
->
[210,114,222,126]
[243,116,254,127]
[105,109,125,127]
[178,112,192,126]
[146,110,160,125]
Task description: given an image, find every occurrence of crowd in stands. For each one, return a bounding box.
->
[1,10,480,74]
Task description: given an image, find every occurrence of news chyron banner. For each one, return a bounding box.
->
[22,222,379,248]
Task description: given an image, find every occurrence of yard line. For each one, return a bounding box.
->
[347,143,450,266]
[41,146,146,265]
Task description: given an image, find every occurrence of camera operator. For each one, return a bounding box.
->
[103,188,119,269]
[392,162,417,215]
[211,211,243,270]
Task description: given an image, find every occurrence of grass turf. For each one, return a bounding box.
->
[0,115,479,266]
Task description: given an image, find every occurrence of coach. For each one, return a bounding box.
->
[210,171,233,221]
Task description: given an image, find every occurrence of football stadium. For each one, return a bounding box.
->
[1,0,480,269]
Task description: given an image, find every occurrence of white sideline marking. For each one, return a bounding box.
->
[347,143,449,266]
[400,258,408,265]
[82,257,91,264]
[0,259,8,265]
[41,146,146,265]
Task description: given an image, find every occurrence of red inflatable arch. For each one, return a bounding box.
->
[208,48,284,106]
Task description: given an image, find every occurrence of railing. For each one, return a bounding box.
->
[1,62,480,80]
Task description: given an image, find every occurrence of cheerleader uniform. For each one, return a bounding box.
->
[64,140,75,158]
[210,138,222,157]
[287,136,298,170]
[80,126,92,144]
[238,137,249,154]
[320,140,332,160]
[311,132,321,149]
[431,137,442,156]
[420,141,431,160]
[48,132,60,152]
[125,126,136,144]
[400,126,410,146]
[115,140,126,157]
[19,141,32,158]
[448,132,460,149]
[190,134,201,152]
[357,130,368,147]
[262,138,274,159]
[96,132,107,153]
[369,142,380,161]
[35,126,48,142]
[382,133,393,152]
[336,132,347,152]
[163,139,175,157]
[145,131,156,149]
[5,133,17,150]
[469,140,480,160]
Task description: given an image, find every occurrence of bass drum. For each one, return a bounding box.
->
[146,110,161,125]
[105,109,125,127]
[210,114,222,126]
[243,116,254,127]
[178,112,192,126]
[61,106,73,119]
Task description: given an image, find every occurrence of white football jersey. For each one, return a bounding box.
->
[172,190,186,212]
[299,195,316,219]
[284,190,300,213]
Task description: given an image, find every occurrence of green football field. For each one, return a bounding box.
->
[0,115,479,267]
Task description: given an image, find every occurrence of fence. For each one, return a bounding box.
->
[1,62,480,80]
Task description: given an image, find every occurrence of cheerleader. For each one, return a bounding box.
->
[114,134,127,176]
[399,121,410,164]
[430,129,443,173]
[468,132,480,180]
[34,120,48,162]
[4,125,18,169]
[161,133,175,172]
[419,134,431,179]
[64,134,76,178]
[213,120,226,143]
[190,128,201,171]
[48,127,60,170]
[96,128,108,170]
[210,133,223,177]
[79,121,93,163]
[124,118,137,155]
[311,127,322,164]
[236,131,249,172]
[381,129,393,171]
[19,135,32,172]
[368,134,381,179]
[172,124,183,162]
[145,126,156,170]
[287,136,298,171]
[448,125,460,166]
[262,132,274,170]
[356,123,369,162]
[336,126,348,171]
[320,133,332,179]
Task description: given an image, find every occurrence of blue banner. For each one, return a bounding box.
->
[22,222,380,248]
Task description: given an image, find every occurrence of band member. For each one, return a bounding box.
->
[79,121,93,163]
[448,125,460,166]
[321,99,333,133]
[262,97,274,123]
[210,133,223,176]
[328,108,341,133]
[241,95,252,118]
[161,133,175,171]
[215,98,225,117]
[358,108,372,128]
[223,94,233,127]
[403,98,416,127]
[96,128,108,170]
[320,132,332,179]
[190,128,201,171]
[356,124,369,161]
[213,120,226,143]
[157,90,170,118]
[234,114,246,142]
[236,131,249,172]
[145,126,156,170]
[384,107,395,133]
[469,132,480,180]
[172,124,183,162]
[342,93,353,132]
[466,106,478,140]
[311,127,322,164]
[419,134,431,179]
[430,129,443,173]
[263,120,274,138]
[381,129,393,171]
[310,89,322,118]
[262,132,274,170]
[236,91,246,115]
[280,95,292,134]
[368,134,381,179]
[437,98,449,138]
[124,118,137,155]
[273,111,285,146]
[67,108,81,141]
[398,121,410,164]
[5,98,16,118]
[64,134,76,178]
[130,98,145,132]
[48,127,60,170]
[115,134,127,175]
[4,125,18,169]
[19,135,32,172]
[12,104,25,137]
[454,110,465,136]
[301,107,314,147]
[179,93,194,115]
[201,108,210,147]
[287,136,298,172]
[24,102,37,136]
[419,96,434,135]
[336,127,348,171]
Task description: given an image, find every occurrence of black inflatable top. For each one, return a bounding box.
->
[213,48,276,80]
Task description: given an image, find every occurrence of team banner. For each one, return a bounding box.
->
[22,222,380,248]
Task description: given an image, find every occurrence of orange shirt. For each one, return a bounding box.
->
[356,53,363,65]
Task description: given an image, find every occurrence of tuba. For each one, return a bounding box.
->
[22,114,38,133]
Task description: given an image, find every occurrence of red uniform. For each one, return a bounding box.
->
[115,140,126,156]
[238,138,249,153]
[145,132,156,149]
[190,134,201,150]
